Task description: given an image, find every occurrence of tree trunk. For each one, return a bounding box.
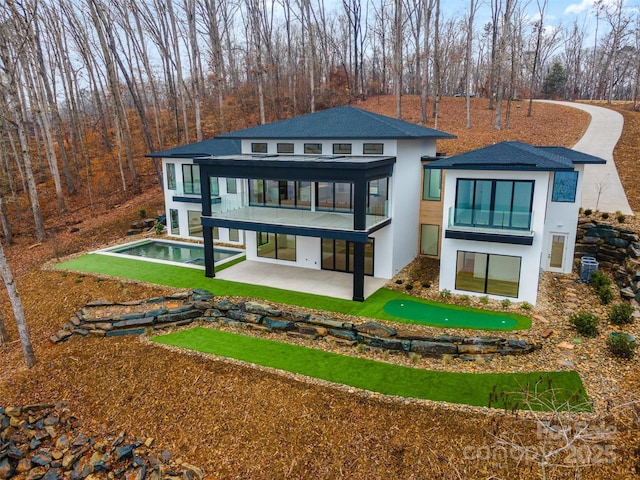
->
[0,241,36,368]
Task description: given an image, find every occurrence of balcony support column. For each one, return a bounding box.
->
[352,176,367,301]
[200,165,215,277]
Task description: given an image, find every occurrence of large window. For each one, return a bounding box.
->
[229,228,240,242]
[257,232,296,261]
[169,209,179,234]
[182,165,201,195]
[316,182,353,212]
[455,179,534,230]
[249,180,311,209]
[455,251,521,297]
[367,178,388,215]
[423,169,441,201]
[552,171,578,202]
[321,238,374,275]
[166,163,176,190]
[420,224,439,256]
[187,210,202,237]
[210,177,219,197]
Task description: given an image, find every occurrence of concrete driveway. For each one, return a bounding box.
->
[537,100,632,215]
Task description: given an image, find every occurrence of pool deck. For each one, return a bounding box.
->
[216,260,388,300]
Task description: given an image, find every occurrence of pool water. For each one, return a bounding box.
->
[109,240,241,267]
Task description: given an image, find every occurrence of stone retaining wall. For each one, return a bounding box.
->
[51,290,539,360]
[574,219,640,302]
[0,403,202,480]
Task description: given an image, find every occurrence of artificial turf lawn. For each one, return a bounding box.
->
[56,254,531,331]
[384,299,518,330]
[153,327,590,411]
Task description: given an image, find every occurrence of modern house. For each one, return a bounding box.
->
[148,106,455,301]
[422,141,606,304]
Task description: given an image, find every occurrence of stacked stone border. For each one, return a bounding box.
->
[0,403,203,480]
[51,290,539,360]
[574,219,640,302]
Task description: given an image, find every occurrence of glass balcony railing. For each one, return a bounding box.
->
[448,207,534,235]
[207,194,388,231]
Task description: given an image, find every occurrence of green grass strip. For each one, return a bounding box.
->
[56,254,531,331]
[153,327,589,411]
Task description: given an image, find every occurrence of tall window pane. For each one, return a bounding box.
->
[166,163,176,190]
[486,255,521,297]
[423,169,441,201]
[455,252,487,294]
[455,180,474,224]
[257,232,276,258]
[297,182,311,208]
[265,180,280,206]
[249,179,264,205]
[187,210,202,237]
[169,209,179,234]
[368,178,388,216]
[182,165,201,195]
[316,182,334,210]
[420,224,439,256]
[210,177,219,197]
[493,181,513,227]
[226,178,237,194]
[277,234,296,261]
[512,182,533,229]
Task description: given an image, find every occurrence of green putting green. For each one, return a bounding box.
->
[384,299,518,330]
[153,327,590,411]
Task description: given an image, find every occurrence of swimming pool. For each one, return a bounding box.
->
[98,239,244,269]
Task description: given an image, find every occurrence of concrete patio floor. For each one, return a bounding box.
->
[216,260,388,300]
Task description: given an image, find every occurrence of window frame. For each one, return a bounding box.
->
[423,169,442,201]
[277,143,294,154]
[182,164,201,195]
[551,171,579,202]
[251,142,268,153]
[455,251,521,298]
[304,143,322,154]
[166,163,176,190]
[363,143,384,155]
[333,143,352,154]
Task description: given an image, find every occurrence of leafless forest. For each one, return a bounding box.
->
[0,0,639,244]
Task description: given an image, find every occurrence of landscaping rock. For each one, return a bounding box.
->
[356,321,397,338]
[263,317,295,331]
[243,302,282,317]
[225,310,262,324]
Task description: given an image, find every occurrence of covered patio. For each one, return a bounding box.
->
[215,260,388,300]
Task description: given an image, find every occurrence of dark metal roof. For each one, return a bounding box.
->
[216,106,456,140]
[423,141,606,171]
[146,138,241,158]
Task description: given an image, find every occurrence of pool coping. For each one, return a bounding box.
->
[94,238,245,270]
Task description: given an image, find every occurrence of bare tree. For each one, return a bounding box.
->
[527,0,547,116]
[0,241,35,368]
[465,0,479,128]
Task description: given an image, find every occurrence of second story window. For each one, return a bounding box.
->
[423,169,441,201]
[363,143,384,154]
[182,164,200,195]
[251,142,267,153]
[166,163,176,190]
[304,143,322,154]
[333,143,352,154]
[277,143,294,154]
[455,179,534,230]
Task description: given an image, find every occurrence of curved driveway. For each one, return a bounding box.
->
[537,100,632,215]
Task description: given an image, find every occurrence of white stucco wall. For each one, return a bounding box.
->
[540,165,584,273]
[438,169,551,305]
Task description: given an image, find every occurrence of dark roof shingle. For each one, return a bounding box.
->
[146,138,241,158]
[217,106,455,140]
[424,141,606,171]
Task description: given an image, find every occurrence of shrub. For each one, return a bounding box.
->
[601,212,609,219]
[606,334,637,359]
[421,282,431,288]
[598,285,615,305]
[609,303,634,325]
[405,284,414,291]
[589,270,611,290]
[479,295,489,305]
[617,214,625,223]
[459,294,470,303]
[440,289,451,299]
[395,279,403,285]
[520,301,533,311]
[584,208,592,216]
[500,298,511,309]
[569,312,600,337]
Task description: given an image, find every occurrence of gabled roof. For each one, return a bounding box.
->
[146,138,241,158]
[423,141,606,171]
[216,106,456,140]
